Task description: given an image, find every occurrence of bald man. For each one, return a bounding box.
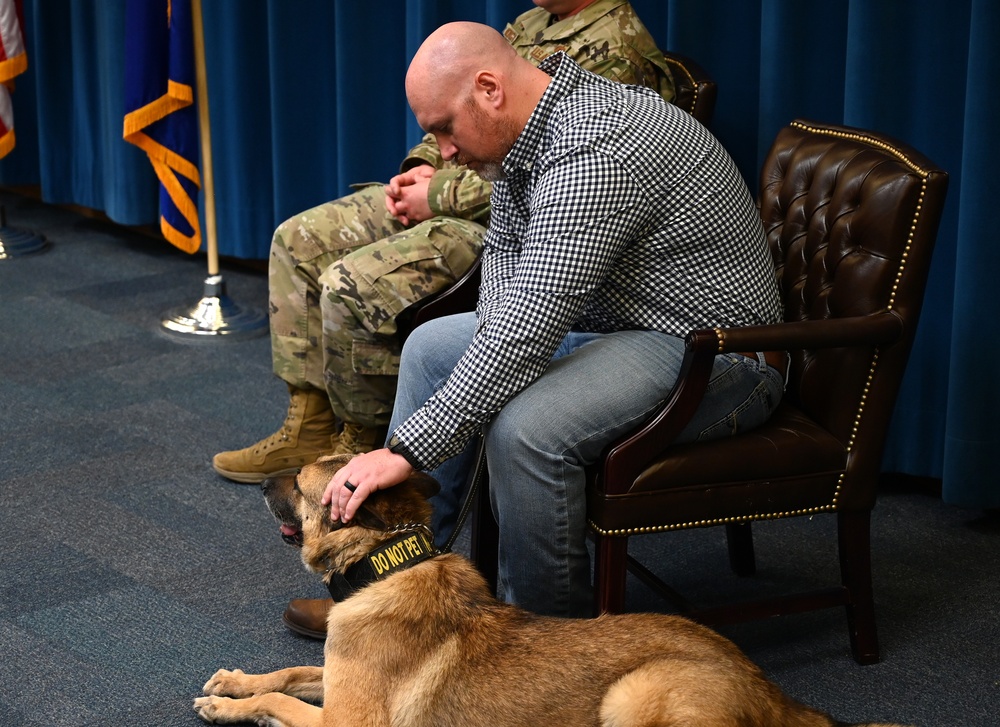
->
[327,22,785,618]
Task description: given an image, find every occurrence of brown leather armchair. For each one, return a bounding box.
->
[585,119,949,664]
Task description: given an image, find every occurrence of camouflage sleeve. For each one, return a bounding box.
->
[580,55,675,105]
[505,1,676,103]
[580,55,647,87]
[427,168,492,221]
[400,133,444,172]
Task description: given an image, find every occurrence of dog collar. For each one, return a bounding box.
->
[326,525,437,602]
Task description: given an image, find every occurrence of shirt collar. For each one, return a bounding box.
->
[502,52,581,178]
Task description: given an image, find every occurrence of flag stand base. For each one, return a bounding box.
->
[0,207,49,260]
[161,274,268,340]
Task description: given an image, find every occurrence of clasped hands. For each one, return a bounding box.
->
[385,164,435,226]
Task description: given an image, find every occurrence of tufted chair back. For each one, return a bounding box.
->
[760,121,946,509]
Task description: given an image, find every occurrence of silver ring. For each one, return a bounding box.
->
[344,481,357,493]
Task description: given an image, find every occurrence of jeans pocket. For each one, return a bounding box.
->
[693,356,782,442]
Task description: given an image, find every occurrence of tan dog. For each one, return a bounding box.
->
[194,455,908,727]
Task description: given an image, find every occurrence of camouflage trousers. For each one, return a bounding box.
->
[269,184,484,428]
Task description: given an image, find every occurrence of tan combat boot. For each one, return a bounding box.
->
[329,422,389,456]
[213,385,339,483]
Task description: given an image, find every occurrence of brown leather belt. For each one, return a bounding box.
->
[738,350,788,377]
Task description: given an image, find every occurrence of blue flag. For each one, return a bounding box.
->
[123,0,201,253]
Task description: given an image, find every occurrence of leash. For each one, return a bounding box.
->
[439,432,488,554]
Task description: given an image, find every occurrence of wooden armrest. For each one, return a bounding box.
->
[598,312,905,491]
[711,312,904,354]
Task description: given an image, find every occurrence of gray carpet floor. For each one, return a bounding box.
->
[0,189,996,726]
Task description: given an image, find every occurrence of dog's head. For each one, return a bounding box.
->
[261,454,440,578]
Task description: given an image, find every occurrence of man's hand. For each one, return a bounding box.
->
[321,448,415,523]
[385,165,435,226]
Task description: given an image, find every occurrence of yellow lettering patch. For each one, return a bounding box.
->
[367,532,434,578]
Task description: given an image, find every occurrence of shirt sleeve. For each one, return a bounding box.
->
[400,133,444,171]
[391,149,652,469]
[426,168,493,222]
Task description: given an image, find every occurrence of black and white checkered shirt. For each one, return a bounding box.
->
[392,53,782,470]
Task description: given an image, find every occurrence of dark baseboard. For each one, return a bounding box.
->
[879,471,943,497]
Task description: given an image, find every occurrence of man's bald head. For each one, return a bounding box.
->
[405,22,520,110]
[404,22,552,181]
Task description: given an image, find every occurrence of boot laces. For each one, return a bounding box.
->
[251,409,299,454]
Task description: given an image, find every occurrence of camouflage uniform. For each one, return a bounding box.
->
[269,0,675,428]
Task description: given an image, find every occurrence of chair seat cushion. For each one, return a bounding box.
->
[588,403,850,533]
[634,403,846,490]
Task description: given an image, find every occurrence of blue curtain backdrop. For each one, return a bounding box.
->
[1,0,997,509]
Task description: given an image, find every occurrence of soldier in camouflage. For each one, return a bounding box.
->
[212,0,676,486]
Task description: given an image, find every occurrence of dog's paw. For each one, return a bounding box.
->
[193,695,243,723]
[202,668,255,698]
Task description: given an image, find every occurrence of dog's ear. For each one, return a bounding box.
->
[341,472,439,533]
[408,471,440,500]
[350,502,390,532]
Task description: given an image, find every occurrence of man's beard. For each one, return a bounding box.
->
[462,97,519,182]
[474,161,506,182]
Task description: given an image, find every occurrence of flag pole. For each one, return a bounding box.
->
[193,0,218,279]
[161,0,267,340]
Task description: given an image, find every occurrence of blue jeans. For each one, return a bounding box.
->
[389,312,784,616]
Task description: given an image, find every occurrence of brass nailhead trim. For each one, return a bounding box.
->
[665,58,700,117]
[887,182,926,313]
[790,120,932,177]
[590,504,837,537]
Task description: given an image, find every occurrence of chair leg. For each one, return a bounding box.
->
[593,533,629,615]
[838,510,880,664]
[725,522,756,576]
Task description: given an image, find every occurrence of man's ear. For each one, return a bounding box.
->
[474,70,503,110]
